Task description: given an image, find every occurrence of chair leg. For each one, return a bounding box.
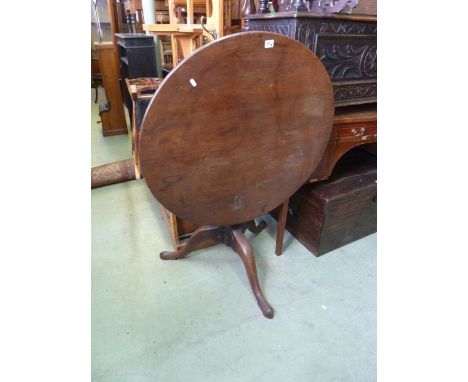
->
[275,199,289,256]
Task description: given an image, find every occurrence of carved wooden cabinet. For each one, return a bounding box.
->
[244,11,377,106]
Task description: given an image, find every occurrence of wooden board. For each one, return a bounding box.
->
[95,42,128,136]
[139,32,334,226]
[143,23,204,35]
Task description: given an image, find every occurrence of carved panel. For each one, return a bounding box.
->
[245,20,296,39]
[319,21,377,35]
[362,44,377,77]
[316,35,377,80]
[333,82,377,105]
[246,13,377,106]
[296,23,317,51]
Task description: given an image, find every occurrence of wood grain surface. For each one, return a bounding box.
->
[139,31,334,226]
[278,148,377,256]
[95,42,128,136]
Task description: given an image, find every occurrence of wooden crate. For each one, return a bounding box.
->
[272,148,376,256]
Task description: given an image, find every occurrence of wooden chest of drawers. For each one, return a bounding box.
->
[309,104,376,182]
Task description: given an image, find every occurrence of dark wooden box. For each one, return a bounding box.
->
[244,12,377,107]
[116,33,157,78]
[116,33,158,115]
[273,148,376,256]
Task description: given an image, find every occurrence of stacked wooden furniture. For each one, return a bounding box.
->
[274,102,377,255]
[122,76,202,242]
[143,0,204,65]
[243,8,377,255]
[115,0,145,33]
[137,0,242,249]
[143,0,235,65]
[139,8,377,254]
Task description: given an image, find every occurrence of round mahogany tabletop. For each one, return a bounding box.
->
[139,32,334,226]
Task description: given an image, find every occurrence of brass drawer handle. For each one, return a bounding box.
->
[351,127,366,136]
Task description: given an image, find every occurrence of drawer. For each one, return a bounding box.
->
[335,122,377,141]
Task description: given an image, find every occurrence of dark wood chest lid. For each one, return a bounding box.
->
[299,148,377,202]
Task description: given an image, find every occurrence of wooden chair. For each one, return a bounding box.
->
[143,0,233,65]
[159,38,174,69]
[125,77,162,178]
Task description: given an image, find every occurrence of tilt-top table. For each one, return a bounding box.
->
[139,31,335,318]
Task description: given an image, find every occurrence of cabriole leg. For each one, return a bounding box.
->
[231,228,274,319]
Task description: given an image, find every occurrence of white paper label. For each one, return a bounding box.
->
[265,40,274,48]
[190,78,197,87]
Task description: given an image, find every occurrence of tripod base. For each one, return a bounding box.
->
[160,220,273,319]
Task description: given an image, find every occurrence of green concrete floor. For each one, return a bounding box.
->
[91,89,377,382]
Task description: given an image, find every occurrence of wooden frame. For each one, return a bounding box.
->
[95,42,128,136]
[125,77,162,178]
[143,0,234,64]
